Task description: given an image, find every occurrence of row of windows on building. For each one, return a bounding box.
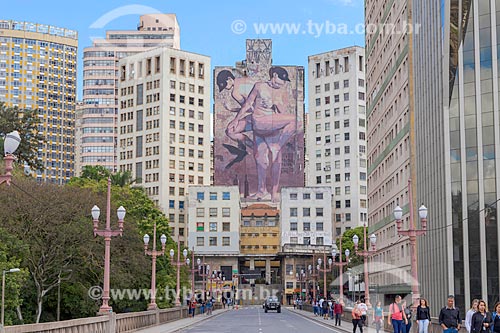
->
[120,56,205,81]
[168,147,205,158]
[314,92,365,106]
[313,78,365,93]
[288,192,325,200]
[170,80,205,94]
[196,191,231,201]
[289,207,324,217]
[314,145,366,159]
[314,117,365,130]
[314,105,366,119]
[315,158,367,171]
[288,236,325,245]
[195,207,232,217]
[196,221,232,232]
[289,221,325,231]
[242,220,278,227]
[196,236,230,247]
[168,173,204,185]
[313,131,366,143]
[312,55,363,78]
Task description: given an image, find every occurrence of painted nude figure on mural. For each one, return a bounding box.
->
[227,66,297,202]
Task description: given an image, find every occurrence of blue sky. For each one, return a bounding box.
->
[3,0,365,100]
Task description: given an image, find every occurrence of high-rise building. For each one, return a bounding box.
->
[213,39,305,204]
[0,20,78,184]
[306,46,368,235]
[77,14,180,175]
[413,0,500,311]
[365,1,413,299]
[117,46,211,244]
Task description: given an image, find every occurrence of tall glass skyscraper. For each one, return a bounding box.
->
[413,0,499,311]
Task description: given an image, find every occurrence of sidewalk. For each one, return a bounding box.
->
[287,307,391,333]
[136,308,230,333]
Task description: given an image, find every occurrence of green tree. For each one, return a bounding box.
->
[335,226,365,268]
[79,166,136,187]
[0,102,45,171]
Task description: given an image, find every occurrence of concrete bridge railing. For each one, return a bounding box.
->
[1,306,193,333]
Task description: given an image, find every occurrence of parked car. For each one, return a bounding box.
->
[264,296,281,313]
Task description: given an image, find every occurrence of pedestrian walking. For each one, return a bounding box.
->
[334,299,344,326]
[438,295,462,333]
[206,298,213,315]
[323,298,330,319]
[402,300,413,333]
[470,300,491,333]
[293,298,297,309]
[373,301,384,333]
[416,298,431,333]
[359,298,368,327]
[200,300,205,315]
[388,295,408,333]
[491,302,500,333]
[312,299,318,315]
[352,303,364,333]
[190,298,197,318]
[466,299,480,333]
[329,299,334,320]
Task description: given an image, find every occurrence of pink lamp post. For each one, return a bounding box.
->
[143,221,167,310]
[197,258,209,301]
[317,251,333,300]
[332,238,350,304]
[394,179,428,310]
[352,226,376,307]
[186,249,200,302]
[307,262,319,302]
[169,241,188,307]
[91,178,126,314]
[0,131,21,186]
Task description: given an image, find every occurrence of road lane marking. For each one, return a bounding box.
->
[285,309,339,331]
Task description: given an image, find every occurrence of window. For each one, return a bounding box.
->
[315,98,321,106]
[303,237,311,245]
[222,192,231,200]
[169,200,175,208]
[303,193,311,200]
[359,119,366,127]
[303,207,311,217]
[315,85,321,93]
[345,186,351,195]
[316,222,324,231]
[346,213,351,221]
[197,237,204,246]
[243,220,250,227]
[335,147,341,155]
[209,237,217,246]
[344,133,350,141]
[335,174,341,182]
[196,222,204,232]
[325,122,331,131]
[222,208,230,217]
[345,146,350,154]
[196,192,205,201]
[344,119,350,127]
[222,237,230,246]
[335,187,341,195]
[345,173,351,181]
[359,92,365,100]
[290,208,298,217]
[360,172,366,180]
[209,222,217,232]
[256,220,263,226]
[334,81,339,89]
[209,208,217,217]
[336,200,341,208]
[346,200,351,208]
[316,237,324,245]
[210,192,217,200]
[316,176,322,184]
[316,192,324,199]
[196,208,204,217]
[334,95,340,103]
[360,199,367,208]
[345,159,351,168]
[303,222,311,231]
[336,214,341,222]
[360,186,367,194]
[290,222,298,231]
[344,106,350,114]
[290,237,298,244]
[325,83,330,91]
[290,193,298,200]
[316,208,324,217]
[325,109,331,117]
[223,223,230,232]
[359,145,366,154]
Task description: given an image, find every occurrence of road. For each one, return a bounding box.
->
[178,306,343,333]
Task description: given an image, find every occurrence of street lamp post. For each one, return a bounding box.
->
[0,131,21,186]
[294,269,306,300]
[317,251,333,300]
[1,268,20,327]
[394,179,428,310]
[91,178,126,314]
[143,221,167,310]
[169,243,188,307]
[308,263,319,302]
[332,238,350,303]
[186,249,200,302]
[197,259,209,301]
[352,226,377,307]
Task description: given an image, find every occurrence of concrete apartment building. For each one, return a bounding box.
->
[365,0,413,299]
[411,0,500,311]
[0,20,77,184]
[280,186,334,301]
[187,186,240,281]
[77,14,180,175]
[306,46,368,236]
[117,46,211,245]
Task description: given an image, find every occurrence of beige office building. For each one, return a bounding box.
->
[0,20,77,184]
[77,14,180,175]
[117,47,211,244]
[306,46,368,235]
[365,1,413,298]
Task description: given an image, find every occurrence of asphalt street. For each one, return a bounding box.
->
[178,306,343,333]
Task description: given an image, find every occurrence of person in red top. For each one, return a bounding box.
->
[353,303,364,333]
[388,295,408,333]
[334,299,344,326]
[190,298,197,318]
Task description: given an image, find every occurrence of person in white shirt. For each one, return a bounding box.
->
[359,299,368,326]
[465,299,479,333]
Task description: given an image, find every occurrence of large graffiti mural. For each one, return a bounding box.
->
[214,39,305,203]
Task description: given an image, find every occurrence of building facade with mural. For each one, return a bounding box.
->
[213,39,305,203]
